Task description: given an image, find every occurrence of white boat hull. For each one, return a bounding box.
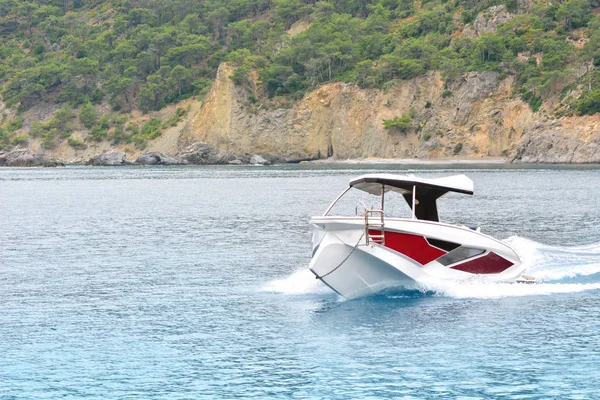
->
[309,217,526,299]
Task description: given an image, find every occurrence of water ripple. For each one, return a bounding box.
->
[1,166,600,398]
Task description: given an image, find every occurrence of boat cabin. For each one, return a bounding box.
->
[324,173,474,222]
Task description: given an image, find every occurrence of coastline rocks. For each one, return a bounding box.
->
[0,149,64,167]
[511,119,600,163]
[79,147,268,166]
[86,151,129,166]
[179,142,234,165]
[250,154,271,165]
[136,152,185,165]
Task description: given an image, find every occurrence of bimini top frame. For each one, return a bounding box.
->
[323,173,474,222]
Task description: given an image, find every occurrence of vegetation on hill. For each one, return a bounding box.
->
[2,0,600,151]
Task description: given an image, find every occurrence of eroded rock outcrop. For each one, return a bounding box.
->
[463,5,513,37]
[180,64,533,161]
[8,59,600,165]
[136,152,185,165]
[179,142,235,164]
[0,149,64,167]
[511,118,600,163]
[86,151,129,166]
[250,154,271,165]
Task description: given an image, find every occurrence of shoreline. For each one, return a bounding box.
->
[301,157,507,165]
[4,152,600,168]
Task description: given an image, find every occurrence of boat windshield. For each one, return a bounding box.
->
[325,187,414,219]
[323,174,474,222]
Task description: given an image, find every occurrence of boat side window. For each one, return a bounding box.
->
[436,247,485,266]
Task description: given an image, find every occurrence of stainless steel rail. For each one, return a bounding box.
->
[364,209,385,246]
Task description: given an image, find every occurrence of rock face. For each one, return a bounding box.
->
[136,152,185,165]
[86,151,129,166]
[180,64,533,161]
[179,142,235,165]
[463,5,513,37]
[82,145,241,167]
[0,149,64,167]
[250,154,271,165]
[8,58,600,165]
[511,118,600,163]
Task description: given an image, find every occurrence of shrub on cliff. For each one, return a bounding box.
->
[6,117,23,132]
[27,109,74,143]
[89,125,107,142]
[383,114,412,133]
[11,135,29,146]
[68,137,87,150]
[41,130,57,150]
[127,118,163,149]
[521,91,543,112]
[79,103,98,130]
[574,89,600,115]
[141,119,162,139]
[0,128,9,150]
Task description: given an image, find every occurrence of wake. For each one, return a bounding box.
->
[262,236,600,299]
[261,268,329,295]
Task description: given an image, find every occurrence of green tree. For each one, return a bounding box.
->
[168,65,192,98]
[166,43,208,67]
[556,0,590,30]
[104,76,133,103]
[474,34,506,64]
[89,125,107,141]
[79,103,98,129]
[0,0,591,129]
[575,88,600,115]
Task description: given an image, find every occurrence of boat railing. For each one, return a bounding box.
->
[364,209,385,246]
[355,201,383,216]
[355,201,368,216]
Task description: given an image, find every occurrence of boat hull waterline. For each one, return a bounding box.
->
[309,218,527,299]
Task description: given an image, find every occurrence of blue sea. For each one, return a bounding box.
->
[1,164,600,399]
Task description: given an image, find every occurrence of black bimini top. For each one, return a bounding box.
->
[349,173,474,222]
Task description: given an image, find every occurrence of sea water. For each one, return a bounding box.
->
[1,165,599,399]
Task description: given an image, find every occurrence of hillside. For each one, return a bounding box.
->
[2,0,600,163]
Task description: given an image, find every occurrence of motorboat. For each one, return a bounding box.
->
[309,173,532,298]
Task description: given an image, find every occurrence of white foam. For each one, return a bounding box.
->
[505,236,600,281]
[532,264,600,281]
[429,236,600,298]
[261,268,328,295]
[430,280,600,299]
[265,237,600,299]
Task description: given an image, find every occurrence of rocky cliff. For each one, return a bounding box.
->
[3,0,600,165]
[175,62,600,163]
[172,3,600,164]
[4,62,600,165]
[180,63,533,161]
[511,117,600,163]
